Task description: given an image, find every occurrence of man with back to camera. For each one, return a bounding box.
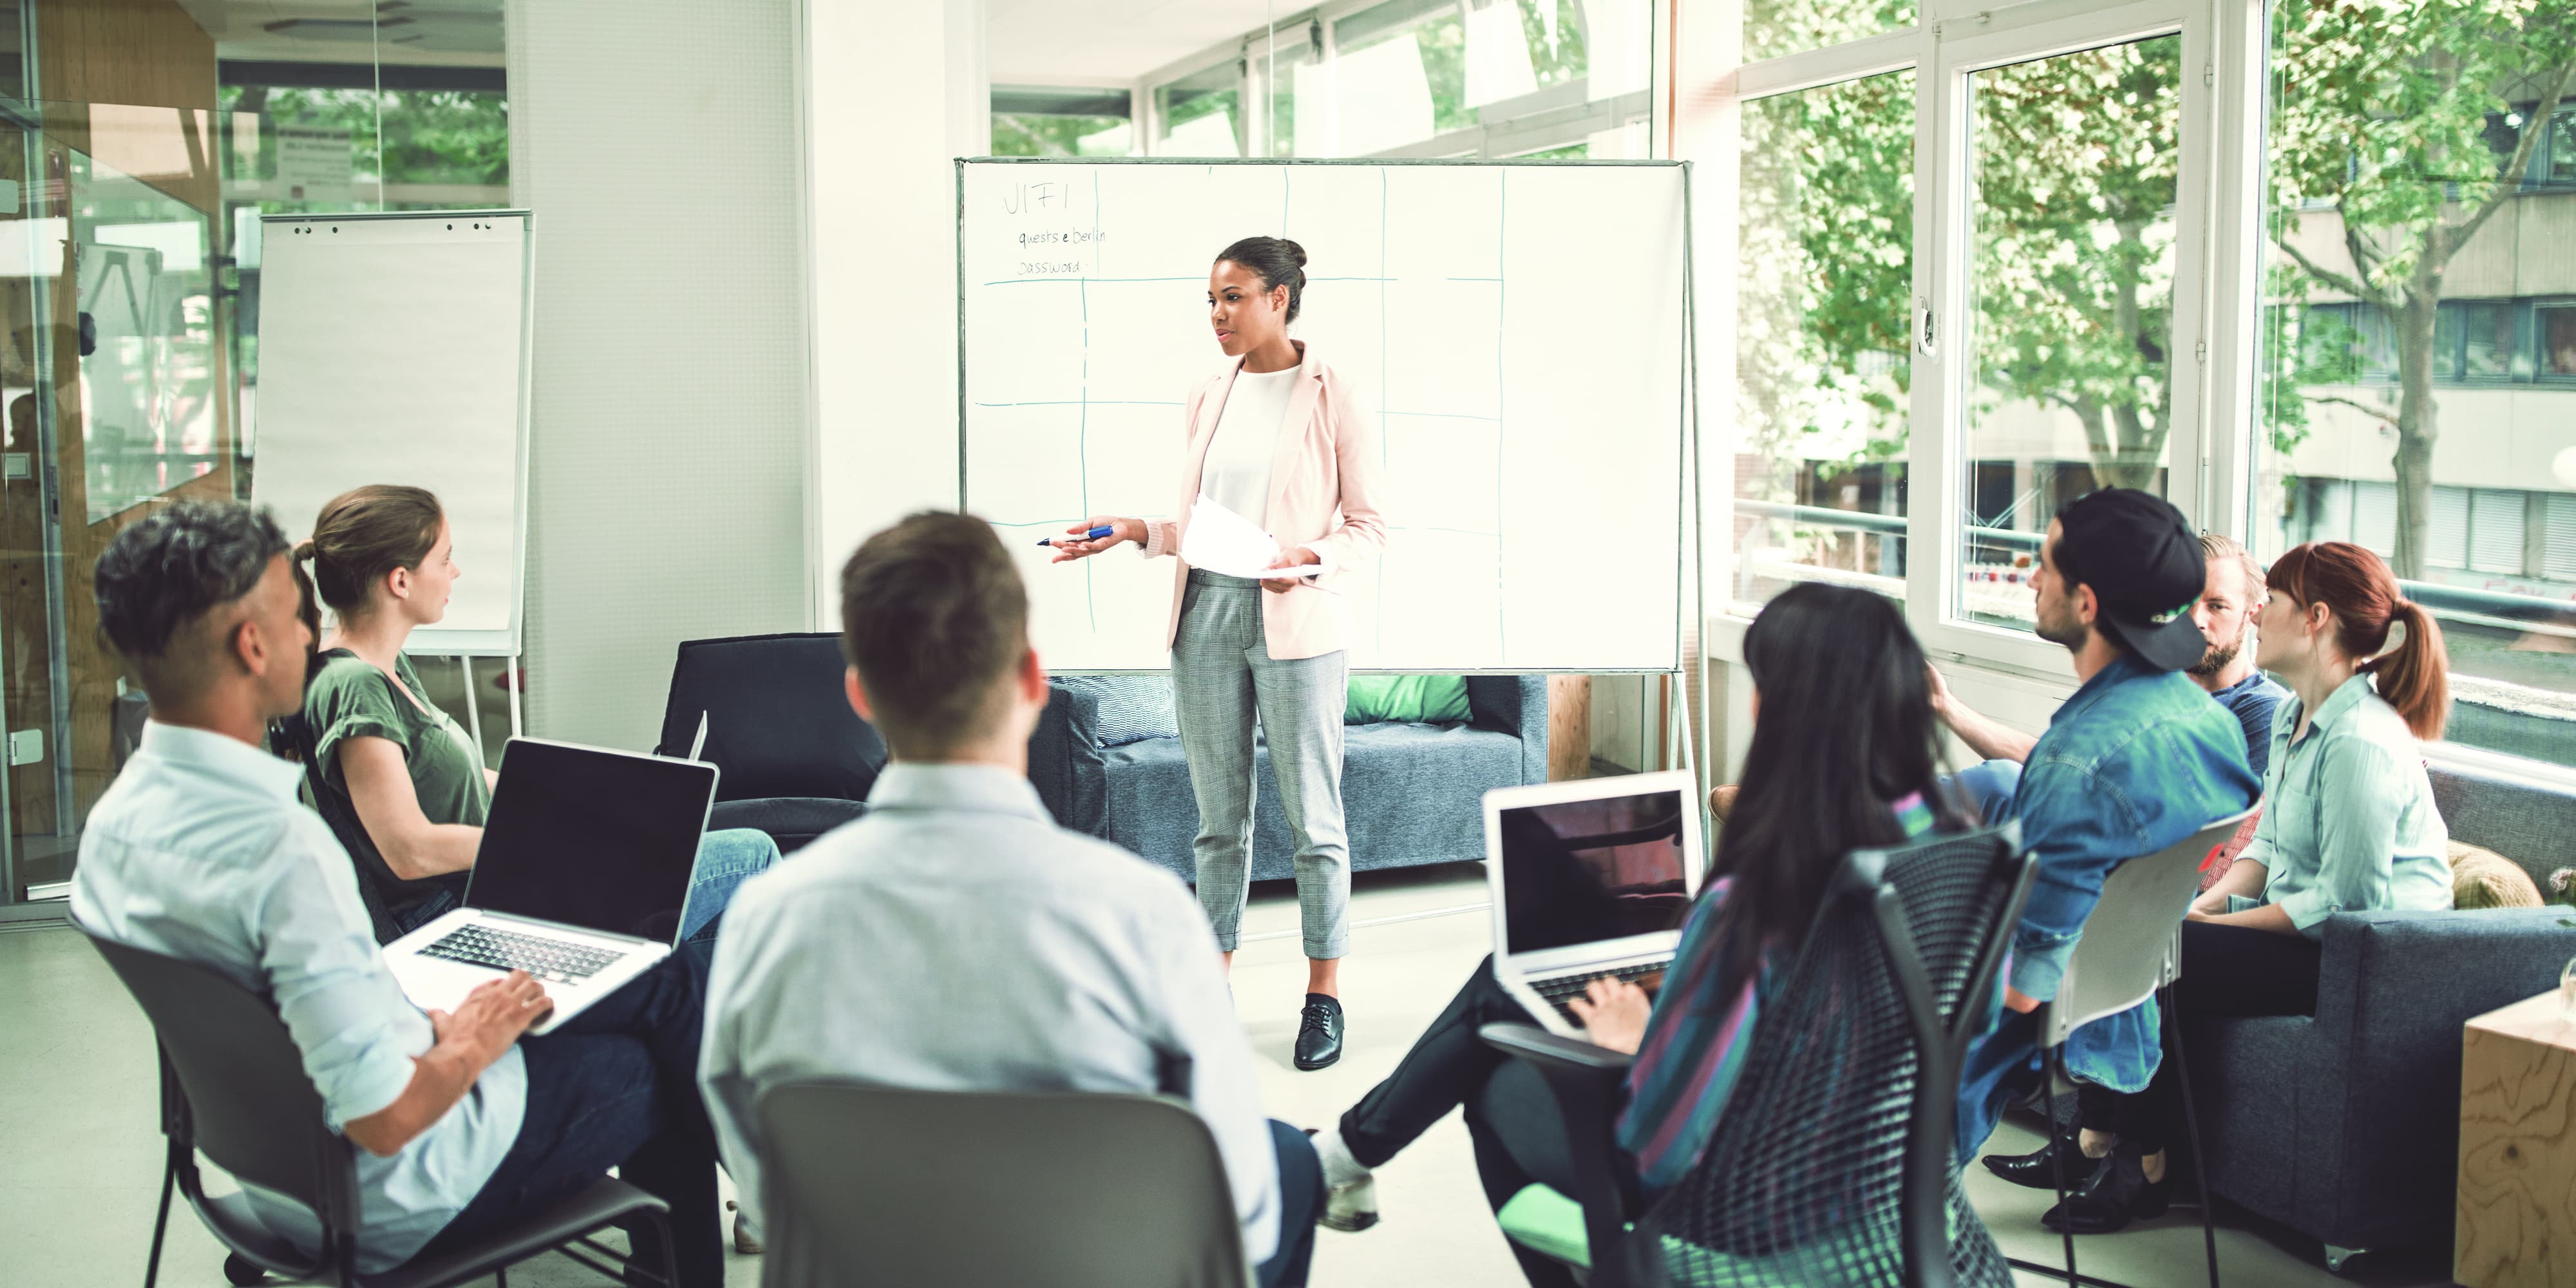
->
[697,511,1322,1286]
[1946,489,2262,1235]
[70,500,726,1283]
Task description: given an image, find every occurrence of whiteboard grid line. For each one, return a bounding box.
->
[1496,169,1508,661]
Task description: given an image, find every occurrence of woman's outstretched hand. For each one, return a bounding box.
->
[1261,545,1322,593]
[1566,976,1654,1055]
[1050,517,1142,563]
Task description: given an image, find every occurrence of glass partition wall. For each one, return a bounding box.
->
[0,5,509,921]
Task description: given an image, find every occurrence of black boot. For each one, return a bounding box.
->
[2041,1144,2172,1235]
[1981,1123,2095,1191]
[1294,993,1344,1070]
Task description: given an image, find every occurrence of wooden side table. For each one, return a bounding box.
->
[2458,985,2576,1287]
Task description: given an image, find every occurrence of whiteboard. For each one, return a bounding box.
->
[958,158,1687,674]
[251,211,532,655]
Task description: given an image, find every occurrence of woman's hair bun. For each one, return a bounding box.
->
[1282,238,1308,270]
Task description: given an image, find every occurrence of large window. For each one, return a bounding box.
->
[1148,0,1652,162]
[2255,1,2576,768]
[992,86,1135,159]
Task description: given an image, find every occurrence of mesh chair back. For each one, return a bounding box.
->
[80,927,359,1236]
[1642,825,2035,1288]
[755,1082,1247,1288]
[2043,810,2256,1046]
[654,634,886,802]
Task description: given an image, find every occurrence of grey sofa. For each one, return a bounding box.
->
[1026,674,1549,885]
[2186,759,2576,1258]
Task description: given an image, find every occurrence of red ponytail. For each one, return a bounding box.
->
[2266,542,2450,739]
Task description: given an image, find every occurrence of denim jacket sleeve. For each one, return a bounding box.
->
[2004,755,2147,1001]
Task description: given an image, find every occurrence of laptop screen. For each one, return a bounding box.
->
[466,739,717,943]
[1498,786,1693,955]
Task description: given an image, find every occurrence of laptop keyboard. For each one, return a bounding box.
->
[421,924,628,985]
[1531,963,1668,1025]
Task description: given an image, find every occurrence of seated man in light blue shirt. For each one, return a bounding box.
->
[70,501,724,1284]
[699,511,1321,1287]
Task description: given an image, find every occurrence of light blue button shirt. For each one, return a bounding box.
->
[700,763,1283,1262]
[2239,672,2452,934]
[70,721,524,1273]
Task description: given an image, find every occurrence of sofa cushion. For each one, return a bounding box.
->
[1050,675,1178,746]
[1099,721,1522,884]
[2430,762,2576,888]
[2451,840,2543,909]
[1346,674,1472,724]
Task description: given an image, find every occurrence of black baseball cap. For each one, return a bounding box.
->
[2050,489,2208,672]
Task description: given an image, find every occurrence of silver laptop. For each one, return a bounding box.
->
[385,737,719,1035]
[1486,771,1704,1039]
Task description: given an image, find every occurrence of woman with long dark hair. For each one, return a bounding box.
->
[1046,235,1388,1069]
[1305,583,1961,1287]
[2018,540,2453,1234]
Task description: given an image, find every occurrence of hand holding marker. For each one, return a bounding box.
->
[1037,526,1118,547]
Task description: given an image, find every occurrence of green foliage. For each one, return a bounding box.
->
[1743,0,1914,62]
[218,86,510,191]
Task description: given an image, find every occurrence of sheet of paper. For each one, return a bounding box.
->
[1179,493,1288,580]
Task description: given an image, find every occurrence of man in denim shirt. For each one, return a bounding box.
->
[1953,489,2260,1235]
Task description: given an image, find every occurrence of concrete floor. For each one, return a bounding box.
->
[0,862,2459,1287]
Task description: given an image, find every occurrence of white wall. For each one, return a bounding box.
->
[506,0,813,749]
[806,0,992,621]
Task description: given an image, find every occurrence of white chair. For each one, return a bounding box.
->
[2009,808,2257,1288]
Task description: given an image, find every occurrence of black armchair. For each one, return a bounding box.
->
[653,633,887,854]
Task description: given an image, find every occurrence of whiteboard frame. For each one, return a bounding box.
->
[254,209,536,659]
[952,156,1694,676]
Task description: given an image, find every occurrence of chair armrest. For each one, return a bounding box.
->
[1481,1022,1634,1278]
[1466,676,1551,784]
[1025,682,1110,837]
[2302,909,2576,1239]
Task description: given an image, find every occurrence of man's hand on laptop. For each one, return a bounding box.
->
[348,972,551,1158]
[430,970,553,1057]
[1566,978,1653,1056]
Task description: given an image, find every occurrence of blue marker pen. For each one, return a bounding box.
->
[1039,526,1117,547]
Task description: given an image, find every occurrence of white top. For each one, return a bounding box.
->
[699,763,1283,1261]
[1198,364,1300,529]
[71,721,525,1273]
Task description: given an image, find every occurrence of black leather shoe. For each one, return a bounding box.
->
[1294,993,1345,1070]
[2041,1145,2171,1235]
[1981,1127,2096,1191]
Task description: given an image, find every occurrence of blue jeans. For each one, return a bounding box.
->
[412,940,722,1286]
[1260,1119,1323,1288]
[392,828,782,943]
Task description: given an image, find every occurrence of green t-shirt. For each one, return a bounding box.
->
[305,649,492,828]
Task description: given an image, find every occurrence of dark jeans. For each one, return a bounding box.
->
[1338,954,1596,1288]
[1260,1119,1325,1288]
[412,940,722,1287]
[2076,920,2321,1156]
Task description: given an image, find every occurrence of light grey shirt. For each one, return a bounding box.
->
[2238,672,2452,934]
[70,721,525,1272]
[699,763,1282,1260]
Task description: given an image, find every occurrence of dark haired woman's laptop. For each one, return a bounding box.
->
[384,737,719,1035]
[1485,771,1704,1039]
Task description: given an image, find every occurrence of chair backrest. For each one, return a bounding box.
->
[1642,824,2036,1288]
[2043,808,2257,1046]
[79,925,360,1240]
[754,1081,1247,1288]
[654,634,886,803]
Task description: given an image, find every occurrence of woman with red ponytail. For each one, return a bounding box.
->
[2061,542,2452,1235]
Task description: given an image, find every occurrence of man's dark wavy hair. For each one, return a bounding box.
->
[94,501,291,687]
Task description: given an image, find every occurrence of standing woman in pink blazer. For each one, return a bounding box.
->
[1050,236,1388,1070]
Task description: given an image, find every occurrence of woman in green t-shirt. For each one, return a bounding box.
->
[296,485,779,940]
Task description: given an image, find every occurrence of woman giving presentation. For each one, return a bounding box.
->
[1049,234,1387,1070]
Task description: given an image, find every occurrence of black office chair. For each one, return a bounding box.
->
[78,922,677,1288]
[1482,823,2038,1288]
[653,633,884,854]
[270,713,462,945]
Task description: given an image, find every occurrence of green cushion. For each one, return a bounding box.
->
[1345,674,1472,724]
[1497,1184,1596,1269]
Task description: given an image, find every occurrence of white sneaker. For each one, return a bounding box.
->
[1323,1173,1380,1233]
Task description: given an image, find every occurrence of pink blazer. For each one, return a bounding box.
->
[1140,343,1388,661]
